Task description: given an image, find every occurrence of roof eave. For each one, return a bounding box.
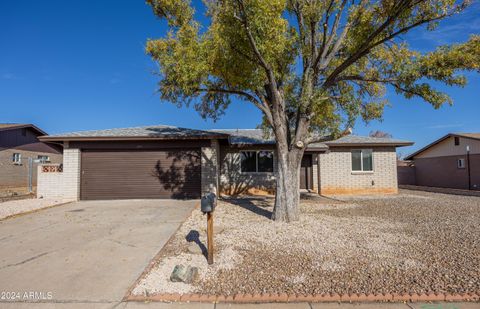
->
[38,134,229,142]
[326,142,413,147]
[305,147,329,152]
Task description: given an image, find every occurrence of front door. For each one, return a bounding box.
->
[300,154,313,190]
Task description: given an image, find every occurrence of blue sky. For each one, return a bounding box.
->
[0,1,479,156]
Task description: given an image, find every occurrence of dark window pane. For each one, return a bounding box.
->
[454,136,459,146]
[362,149,373,171]
[240,151,256,172]
[257,151,273,172]
[351,150,362,171]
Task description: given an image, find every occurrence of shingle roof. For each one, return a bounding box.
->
[325,134,413,146]
[209,129,275,145]
[210,129,411,148]
[405,132,480,160]
[40,124,412,147]
[41,125,228,141]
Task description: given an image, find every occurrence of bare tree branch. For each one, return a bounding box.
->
[315,0,348,71]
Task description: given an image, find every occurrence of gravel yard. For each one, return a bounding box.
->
[0,197,66,220]
[133,189,480,296]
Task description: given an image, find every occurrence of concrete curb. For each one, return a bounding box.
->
[0,200,74,221]
[125,292,480,303]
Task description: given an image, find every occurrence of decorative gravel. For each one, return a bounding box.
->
[0,198,65,220]
[132,190,480,296]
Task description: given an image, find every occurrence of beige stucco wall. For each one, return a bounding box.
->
[416,136,480,158]
[36,148,80,201]
[319,146,398,195]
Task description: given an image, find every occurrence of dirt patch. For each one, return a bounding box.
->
[133,190,480,296]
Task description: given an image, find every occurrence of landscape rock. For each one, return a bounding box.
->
[170,265,198,283]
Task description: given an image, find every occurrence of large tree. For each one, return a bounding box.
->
[146,0,479,222]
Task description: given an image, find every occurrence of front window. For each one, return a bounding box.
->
[351,149,373,172]
[240,151,257,172]
[240,151,274,173]
[457,158,465,169]
[12,153,22,164]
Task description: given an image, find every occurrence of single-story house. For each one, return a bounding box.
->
[404,133,480,190]
[37,125,412,201]
[0,123,62,191]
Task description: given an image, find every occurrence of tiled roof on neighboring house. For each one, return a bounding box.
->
[41,125,229,140]
[453,133,480,140]
[0,123,47,135]
[0,123,27,129]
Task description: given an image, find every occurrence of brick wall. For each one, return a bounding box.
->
[312,154,319,192]
[0,148,62,188]
[37,165,65,199]
[63,148,81,200]
[36,148,81,200]
[319,146,398,195]
[201,140,219,196]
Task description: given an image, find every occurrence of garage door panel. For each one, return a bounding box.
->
[81,149,201,200]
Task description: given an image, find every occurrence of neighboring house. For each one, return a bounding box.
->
[0,124,62,190]
[404,133,480,190]
[37,125,412,200]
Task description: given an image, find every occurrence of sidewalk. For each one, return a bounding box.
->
[0,302,478,308]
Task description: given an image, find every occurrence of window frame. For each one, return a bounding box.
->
[240,150,274,174]
[351,149,374,173]
[12,153,22,165]
[37,155,51,163]
[454,136,460,146]
[457,158,465,169]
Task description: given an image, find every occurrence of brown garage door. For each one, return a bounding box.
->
[80,149,201,200]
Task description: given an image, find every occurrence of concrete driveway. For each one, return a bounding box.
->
[0,199,197,304]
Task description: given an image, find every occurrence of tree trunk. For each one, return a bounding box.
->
[272,146,304,222]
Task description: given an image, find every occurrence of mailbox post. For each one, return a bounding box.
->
[201,193,216,265]
[207,212,214,264]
